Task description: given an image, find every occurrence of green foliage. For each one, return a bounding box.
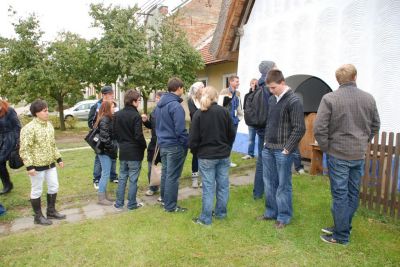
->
[64,116,78,129]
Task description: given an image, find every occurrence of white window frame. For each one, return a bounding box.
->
[197,77,208,87]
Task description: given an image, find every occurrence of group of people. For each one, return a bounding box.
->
[0,62,380,246]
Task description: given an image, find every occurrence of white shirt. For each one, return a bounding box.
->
[275,86,290,103]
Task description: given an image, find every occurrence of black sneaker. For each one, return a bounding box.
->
[321,226,334,235]
[320,234,348,245]
[165,206,187,213]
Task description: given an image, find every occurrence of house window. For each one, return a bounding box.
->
[222,73,237,90]
[198,77,208,87]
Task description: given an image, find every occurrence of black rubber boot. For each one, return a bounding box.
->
[31,198,52,226]
[46,193,66,220]
[0,172,13,195]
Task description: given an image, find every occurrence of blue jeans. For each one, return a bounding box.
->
[160,146,187,211]
[147,161,159,192]
[198,157,230,225]
[97,154,112,193]
[262,148,294,224]
[93,154,117,182]
[253,130,264,199]
[247,126,256,157]
[327,154,364,244]
[115,160,142,209]
[292,147,304,171]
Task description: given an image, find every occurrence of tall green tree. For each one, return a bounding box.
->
[0,13,94,130]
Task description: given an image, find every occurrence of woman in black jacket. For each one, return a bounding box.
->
[94,101,117,205]
[189,86,236,226]
[0,99,21,194]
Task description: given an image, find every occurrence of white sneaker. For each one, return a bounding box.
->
[192,172,199,177]
[241,155,253,160]
[145,189,155,196]
[192,179,199,188]
[230,162,237,168]
[93,182,99,190]
[298,168,305,174]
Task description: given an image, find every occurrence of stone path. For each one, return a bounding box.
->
[0,170,254,236]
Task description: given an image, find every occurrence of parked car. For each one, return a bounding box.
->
[64,100,97,120]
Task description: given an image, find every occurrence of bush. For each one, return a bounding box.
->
[48,115,61,129]
[65,116,78,129]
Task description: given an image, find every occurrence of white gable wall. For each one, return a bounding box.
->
[236,0,400,134]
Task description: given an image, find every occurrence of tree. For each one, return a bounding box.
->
[0,12,94,130]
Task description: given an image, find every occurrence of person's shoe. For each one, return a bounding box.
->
[192,178,199,188]
[256,215,275,221]
[113,204,124,212]
[275,221,286,229]
[192,172,199,177]
[192,217,209,226]
[241,155,253,160]
[320,234,348,245]
[46,193,66,220]
[157,197,164,206]
[98,193,113,206]
[166,206,187,213]
[321,226,334,235]
[111,179,119,184]
[230,162,237,168]
[93,182,99,190]
[297,168,305,174]
[129,202,144,210]
[0,182,13,195]
[145,189,155,196]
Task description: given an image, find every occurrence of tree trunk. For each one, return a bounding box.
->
[58,99,66,131]
[143,95,148,114]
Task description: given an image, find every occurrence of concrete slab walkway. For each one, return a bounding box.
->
[0,170,254,236]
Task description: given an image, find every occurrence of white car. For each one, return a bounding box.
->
[64,100,97,120]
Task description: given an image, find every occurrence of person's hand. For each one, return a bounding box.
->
[58,162,64,168]
[27,169,37,176]
[141,114,148,122]
[282,149,289,155]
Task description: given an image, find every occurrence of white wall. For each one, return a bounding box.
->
[237,0,400,133]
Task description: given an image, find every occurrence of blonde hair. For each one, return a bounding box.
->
[335,64,357,85]
[188,81,205,100]
[199,86,218,111]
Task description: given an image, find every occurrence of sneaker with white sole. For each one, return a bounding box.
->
[128,202,144,210]
[93,182,99,190]
[241,155,253,160]
[112,179,119,184]
[145,189,155,196]
[321,226,334,235]
[297,168,305,174]
[230,162,237,168]
[113,204,124,212]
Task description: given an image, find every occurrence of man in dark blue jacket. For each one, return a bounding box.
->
[155,77,188,212]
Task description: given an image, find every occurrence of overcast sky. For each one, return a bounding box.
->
[0,0,184,41]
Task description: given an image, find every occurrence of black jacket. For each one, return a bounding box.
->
[189,103,236,159]
[0,107,21,162]
[98,116,118,159]
[188,98,198,121]
[114,105,146,161]
[88,99,102,129]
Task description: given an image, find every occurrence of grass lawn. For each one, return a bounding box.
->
[1,127,400,266]
[1,179,400,266]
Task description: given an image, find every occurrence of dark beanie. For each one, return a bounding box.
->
[101,86,113,94]
[258,61,276,75]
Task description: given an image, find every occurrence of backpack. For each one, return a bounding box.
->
[244,87,269,128]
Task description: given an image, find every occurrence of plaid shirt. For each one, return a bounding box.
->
[264,89,305,152]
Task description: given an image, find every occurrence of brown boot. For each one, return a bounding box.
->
[98,192,113,206]
[46,193,66,220]
[31,198,52,226]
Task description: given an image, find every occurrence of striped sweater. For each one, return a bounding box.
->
[264,89,305,152]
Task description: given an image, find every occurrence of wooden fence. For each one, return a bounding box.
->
[360,132,400,219]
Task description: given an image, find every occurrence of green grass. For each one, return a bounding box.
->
[1,181,399,266]
[1,131,400,266]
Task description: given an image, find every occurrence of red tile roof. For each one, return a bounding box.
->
[199,43,225,65]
